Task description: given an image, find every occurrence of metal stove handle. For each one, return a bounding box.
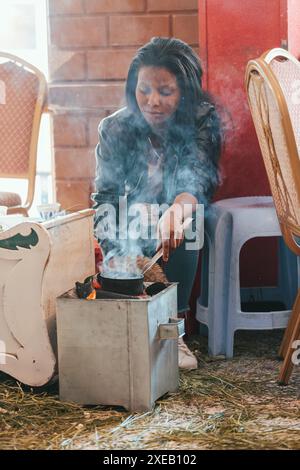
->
[158,317,185,340]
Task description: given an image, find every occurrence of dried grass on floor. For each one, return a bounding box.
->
[0,329,299,450]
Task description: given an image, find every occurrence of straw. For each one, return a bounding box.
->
[0,329,299,450]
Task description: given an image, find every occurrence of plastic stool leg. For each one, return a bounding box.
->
[225,330,235,358]
[206,211,232,356]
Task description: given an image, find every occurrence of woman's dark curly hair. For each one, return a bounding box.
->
[126,37,214,126]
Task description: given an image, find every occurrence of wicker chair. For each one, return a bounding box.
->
[245,48,300,385]
[0,52,47,215]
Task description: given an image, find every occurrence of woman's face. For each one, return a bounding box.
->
[135,66,181,128]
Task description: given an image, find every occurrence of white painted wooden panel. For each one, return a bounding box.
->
[0,209,95,386]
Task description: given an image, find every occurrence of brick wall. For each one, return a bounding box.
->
[48,0,199,209]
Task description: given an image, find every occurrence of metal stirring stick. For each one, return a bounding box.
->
[142,247,164,274]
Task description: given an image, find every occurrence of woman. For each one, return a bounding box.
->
[93,37,221,369]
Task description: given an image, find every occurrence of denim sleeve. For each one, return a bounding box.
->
[174,105,221,207]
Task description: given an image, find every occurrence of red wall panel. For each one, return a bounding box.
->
[199,0,286,200]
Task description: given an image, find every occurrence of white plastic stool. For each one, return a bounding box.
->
[196,196,298,357]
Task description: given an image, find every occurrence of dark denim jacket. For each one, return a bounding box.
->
[92,103,221,242]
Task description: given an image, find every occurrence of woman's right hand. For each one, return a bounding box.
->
[156,204,185,262]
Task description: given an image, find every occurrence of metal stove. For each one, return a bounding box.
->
[56,282,184,411]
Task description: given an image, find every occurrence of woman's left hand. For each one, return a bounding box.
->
[156,204,185,262]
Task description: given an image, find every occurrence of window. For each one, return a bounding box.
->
[0,0,53,214]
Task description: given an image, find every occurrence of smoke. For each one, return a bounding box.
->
[101,239,143,278]
[94,104,220,277]
[95,196,162,276]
